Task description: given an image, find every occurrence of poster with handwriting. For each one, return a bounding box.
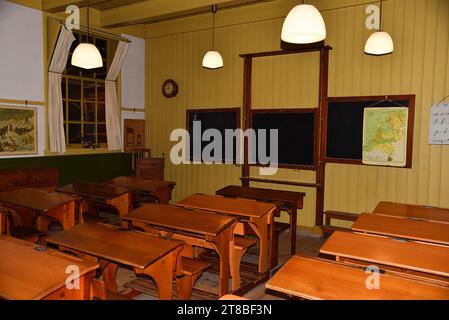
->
[429,103,449,144]
[429,103,449,145]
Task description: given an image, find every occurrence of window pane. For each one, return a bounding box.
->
[63,100,67,120]
[83,102,96,122]
[66,63,80,76]
[84,124,96,144]
[80,67,95,78]
[68,79,81,99]
[70,33,80,54]
[97,83,105,102]
[68,124,82,144]
[96,38,107,59]
[95,64,107,79]
[98,135,107,143]
[68,101,81,121]
[97,103,105,122]
[83,81,96,100]
[61,79,66,98]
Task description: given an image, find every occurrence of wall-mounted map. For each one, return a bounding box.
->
[429,103,449,145]
[0,105,37,156]
[362,107,408,167]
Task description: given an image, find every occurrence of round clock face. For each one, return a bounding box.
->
[162,79,178,98]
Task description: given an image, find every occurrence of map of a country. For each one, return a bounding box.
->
[363,107,408,167]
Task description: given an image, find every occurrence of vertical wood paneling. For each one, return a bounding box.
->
[147,0,449,228]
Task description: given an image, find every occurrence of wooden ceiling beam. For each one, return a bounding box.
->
[100,0,267,28]
[43,0,109,13]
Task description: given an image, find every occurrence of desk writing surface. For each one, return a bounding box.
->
[177,194,276,218]
[265,256,449,300]
[374,201,449,223]
[0,188,77,212]
[352,213,449,246]
[46,223,182,269]
[105,176,175,192]
[320,231,449,277]
[56,182,130,200]
[123,204,237,237]
[216,185,305,206]
[0,236,98,300]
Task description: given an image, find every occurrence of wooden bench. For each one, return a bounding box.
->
[176,256,212,300]
[321,211,358,237]
[0,168,58,192]
[230,236,257,291]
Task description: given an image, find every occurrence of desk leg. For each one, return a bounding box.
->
[151,186,173,205]
[136,248,180,300]
[0,210,5,234]
[39,201,77,232]
[248,211,274,274]
[100,260,119,293]
[106,192,131,218]
[210,227,233,297]
[289,205,297,256]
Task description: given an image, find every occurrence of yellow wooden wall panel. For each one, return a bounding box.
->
[147,0,449,228]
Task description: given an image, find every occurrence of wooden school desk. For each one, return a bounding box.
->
[352,213,449,246]
[56,182,132,218]
[46,222,183,300]
[265,256,449,300]
[177,193,277,274]
[216,185,305,259]
[320,231,449,285]
[374,201,449,224]
[0,188,79,232]
[0,236,98,300]
[104,176,176,204]
[122,204,237,296]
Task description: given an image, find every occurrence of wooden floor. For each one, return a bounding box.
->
[47,214,324,300]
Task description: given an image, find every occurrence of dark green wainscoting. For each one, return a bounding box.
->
[0,153,133,186]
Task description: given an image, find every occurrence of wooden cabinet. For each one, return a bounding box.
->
[135,158,164,180]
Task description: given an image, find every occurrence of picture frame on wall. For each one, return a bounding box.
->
[0,105,38,156]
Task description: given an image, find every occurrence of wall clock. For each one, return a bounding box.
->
[162,79,178,98]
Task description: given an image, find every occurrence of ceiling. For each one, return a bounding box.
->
[43,0,271,28]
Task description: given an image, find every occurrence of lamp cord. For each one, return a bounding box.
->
[86,0,90,42]
[212,4,217,50]
[379,0,383,31]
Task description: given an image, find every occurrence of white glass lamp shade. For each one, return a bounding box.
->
[364,31,394,55]
[71,43,103,69]
[281,4,326,44]
[202,50,224,69]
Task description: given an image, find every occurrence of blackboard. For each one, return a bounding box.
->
[250,109,316,169]
[325,95,415,167]
[186,108,240,163]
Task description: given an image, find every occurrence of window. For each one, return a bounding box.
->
[61,31,110,147]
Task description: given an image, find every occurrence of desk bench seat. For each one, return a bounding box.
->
[176,257,212,300]
[321,211,358,237]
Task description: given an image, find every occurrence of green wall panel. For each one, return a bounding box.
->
[0,153,133,186]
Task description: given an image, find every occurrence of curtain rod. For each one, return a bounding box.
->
[49,17,131,43]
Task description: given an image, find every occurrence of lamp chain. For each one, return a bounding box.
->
[212,4,217,50]
[86,0,90,41]
[379,0,383,31]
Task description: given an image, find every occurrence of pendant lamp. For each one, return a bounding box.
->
[71,0,103,69]
[202,4,223,69]
[281,0,326,44]
[364,0,394,56]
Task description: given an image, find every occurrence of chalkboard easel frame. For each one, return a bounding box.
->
[324,95,415,168]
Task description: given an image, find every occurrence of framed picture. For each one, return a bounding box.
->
[0,105,38,156]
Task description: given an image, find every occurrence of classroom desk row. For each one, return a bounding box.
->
[0,177,176,232]
[0,187,280,299]
[266,202,449,300]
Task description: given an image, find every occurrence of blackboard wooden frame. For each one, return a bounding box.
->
[185,107,241,164]
[324,95,416,168]
[249,108,318,170]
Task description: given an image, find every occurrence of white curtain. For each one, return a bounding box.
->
[48,26,75,153]
[106,41,130,150]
